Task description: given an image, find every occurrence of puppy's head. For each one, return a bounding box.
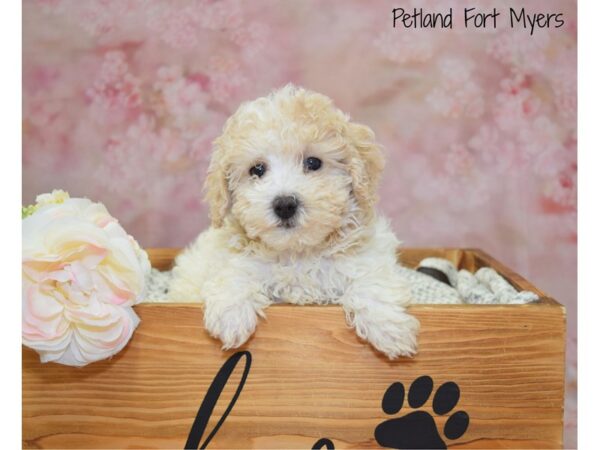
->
[205,85,384,253]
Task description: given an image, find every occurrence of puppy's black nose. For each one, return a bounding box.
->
[273,195,298,220]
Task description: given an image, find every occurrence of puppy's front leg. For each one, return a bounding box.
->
[342,270,419,359]
[202,275,271,349]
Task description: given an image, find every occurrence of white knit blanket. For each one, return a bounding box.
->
[143,257,539,305]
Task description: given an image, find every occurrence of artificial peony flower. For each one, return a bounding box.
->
[22,190,151,366]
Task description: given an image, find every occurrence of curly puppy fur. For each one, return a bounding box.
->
[169,85,419,358]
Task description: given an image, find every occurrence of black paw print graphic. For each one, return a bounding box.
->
[374,376,469,450]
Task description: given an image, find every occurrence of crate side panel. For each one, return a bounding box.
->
[23,304,565,449]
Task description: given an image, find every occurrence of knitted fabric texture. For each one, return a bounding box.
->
[143,258,538,304]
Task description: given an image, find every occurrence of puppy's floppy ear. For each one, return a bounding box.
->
[345,122,385,218]
[203,144,230,228]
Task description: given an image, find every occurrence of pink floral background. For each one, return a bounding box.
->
[22,0,577,446]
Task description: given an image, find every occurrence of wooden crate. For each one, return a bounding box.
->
[22,248,565,449]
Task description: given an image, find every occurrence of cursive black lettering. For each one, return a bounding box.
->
[312,438,335,449]
[184,351,252,449]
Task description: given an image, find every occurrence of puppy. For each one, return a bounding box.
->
[168,85,419,358]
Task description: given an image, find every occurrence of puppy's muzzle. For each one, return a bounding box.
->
[272,195,299,221]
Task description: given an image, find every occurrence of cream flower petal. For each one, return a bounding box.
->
[22,193,149,366]
[59,307,140,367]
[22,284,72,355]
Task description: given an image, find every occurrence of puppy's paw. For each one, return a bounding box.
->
[349,306,420,359]
[370,314,420,359]
[203,302,260,349]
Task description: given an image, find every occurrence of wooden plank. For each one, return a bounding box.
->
[147,247,179,271]
[22,249,565,449]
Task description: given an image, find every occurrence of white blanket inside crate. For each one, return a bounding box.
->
[406,257,539,304]
[143,258,539,305]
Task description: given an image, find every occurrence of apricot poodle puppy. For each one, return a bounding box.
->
[168,85,419,358]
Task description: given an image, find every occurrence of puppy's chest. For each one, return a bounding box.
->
[264,258,348,305]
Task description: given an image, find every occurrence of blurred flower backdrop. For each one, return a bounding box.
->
[23,0,577,445]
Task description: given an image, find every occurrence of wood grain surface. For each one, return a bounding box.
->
[22,249,566,449]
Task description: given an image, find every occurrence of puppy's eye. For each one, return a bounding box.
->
[304,157,322,171]
[249,163,267,178]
